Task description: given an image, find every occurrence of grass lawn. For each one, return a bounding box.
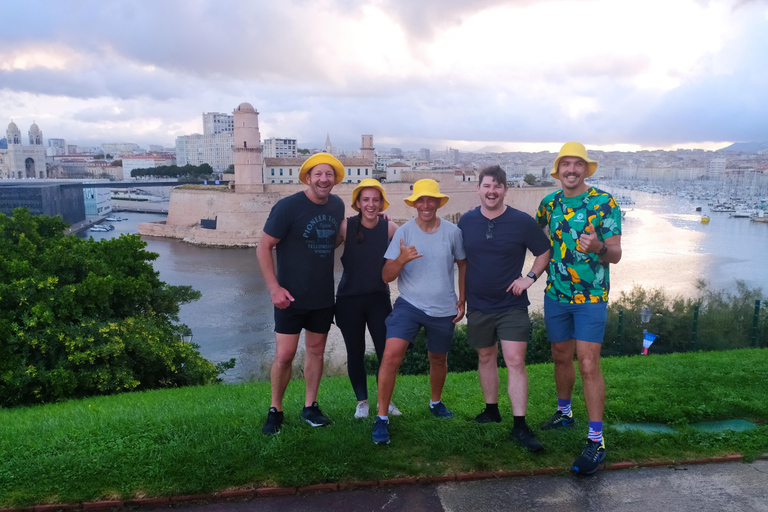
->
[1,349,766,507]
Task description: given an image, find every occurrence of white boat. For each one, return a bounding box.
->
[730,208,758,218]
[90,225,111,232]
[711,204,736,213]
[104,216,123,222]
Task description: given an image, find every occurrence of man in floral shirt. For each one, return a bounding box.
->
[536,142,622,475]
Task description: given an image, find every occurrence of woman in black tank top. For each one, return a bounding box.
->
[335,179,400,419]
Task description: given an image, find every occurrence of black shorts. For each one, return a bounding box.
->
[274,305,335,335]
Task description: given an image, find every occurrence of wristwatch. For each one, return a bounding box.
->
[526,271,538,282]
[598,242,608,256]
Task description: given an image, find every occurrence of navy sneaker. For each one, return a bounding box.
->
[261,407,283,435]
[510,424,544,452]
[429,401,454,418]
[540,410,575,430]
[572,439,606,475]
[372,417,390,444]
[301,402,331,427]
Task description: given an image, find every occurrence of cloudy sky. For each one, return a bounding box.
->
[1,0,767,152]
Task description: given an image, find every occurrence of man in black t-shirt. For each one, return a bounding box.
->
[458,166,550,452]
[257,153,345,435]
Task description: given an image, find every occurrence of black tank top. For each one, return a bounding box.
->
[337,216,390,297]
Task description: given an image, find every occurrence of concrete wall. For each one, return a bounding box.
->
[139,182,555,247]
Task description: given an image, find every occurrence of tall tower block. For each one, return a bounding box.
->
[361,134,374,162]
[232,102,263,193]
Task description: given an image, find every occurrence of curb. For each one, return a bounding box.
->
[3,453,766,511]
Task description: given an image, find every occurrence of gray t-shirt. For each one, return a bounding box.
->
[384,218,466,317]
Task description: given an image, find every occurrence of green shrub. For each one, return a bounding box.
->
[0,208,233,407]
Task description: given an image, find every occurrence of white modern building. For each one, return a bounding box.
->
[102,143,141,156]
[263,138,297,158]
[47,138,67,156]
[202,112,234,135]
[176,112,235,172]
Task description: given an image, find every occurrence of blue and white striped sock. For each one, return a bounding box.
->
[557,398,572,417]
[588,421,604,444]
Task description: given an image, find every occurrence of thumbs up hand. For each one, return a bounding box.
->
[577,223,601,254]
[397,238,423,264]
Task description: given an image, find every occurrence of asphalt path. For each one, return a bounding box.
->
[159,459,768,512]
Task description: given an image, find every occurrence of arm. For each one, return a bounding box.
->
[335,218,347,247]
[507,249,551,295]
[382,238,422,283]
[453,259,466,323]
[387,220,398,241]
[256,232,294,309]
[578,225,622,264]
[600,235,622,264]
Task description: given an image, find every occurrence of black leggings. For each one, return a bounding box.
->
[335,293,392,401]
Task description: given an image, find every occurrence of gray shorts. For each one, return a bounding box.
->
[466,308,531,349]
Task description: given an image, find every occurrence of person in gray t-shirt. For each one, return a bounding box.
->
[372,179,466,445]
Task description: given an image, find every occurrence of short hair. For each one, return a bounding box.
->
[478,165,508,187]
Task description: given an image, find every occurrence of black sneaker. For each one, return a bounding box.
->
[261,407,283,435]
[301,402,331,427]
[540,410,575,430]
[510,424,544,452]
[572,439,606,475]
[473,408,502,423]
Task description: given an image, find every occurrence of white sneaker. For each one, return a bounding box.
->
[387,402,402,416]
[355,401,369,418]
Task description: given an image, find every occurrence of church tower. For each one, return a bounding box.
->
[232,102,263,193]
[361,134,374,163]
[325,133,333,155]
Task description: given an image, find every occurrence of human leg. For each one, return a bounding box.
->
[335,295,369,402]
[500,340,528,416]
[270,332,300,410]
[376,337,409,417]
[477,345,500,404]
[303,330,328,407]
[576,339,605,422]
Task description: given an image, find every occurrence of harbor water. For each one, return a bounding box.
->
[80,188,768,382]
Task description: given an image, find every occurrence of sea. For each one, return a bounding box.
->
[79,188,768,383]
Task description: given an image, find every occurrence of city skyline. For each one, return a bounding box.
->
[1,0,767,152]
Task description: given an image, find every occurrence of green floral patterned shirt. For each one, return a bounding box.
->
[536,187,622,304]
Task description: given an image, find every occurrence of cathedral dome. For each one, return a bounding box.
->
[7,121,20,133]
[29,122,41,134]
[236,102,255,113]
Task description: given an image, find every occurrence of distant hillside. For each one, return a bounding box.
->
[0,137,7,149]
[716,142,768,153]
[474,145,509,154]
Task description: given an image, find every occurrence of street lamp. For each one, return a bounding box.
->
[640,306,652,324]
[181,334,193,344]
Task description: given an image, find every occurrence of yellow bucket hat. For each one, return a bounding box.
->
[350,178,390,212]
[299,152,345,185]
[404,179,449,208]
[551,142,598,179]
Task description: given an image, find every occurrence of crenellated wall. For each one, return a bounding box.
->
[138,183,556,247]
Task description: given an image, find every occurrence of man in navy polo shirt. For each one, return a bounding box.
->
[257,153,345,435]
[458,165,550,451]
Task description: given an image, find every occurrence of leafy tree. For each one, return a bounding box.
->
[297,148,310,155]
[224,164,235,174]
[105,154,113,160]
[524,174,537,186]
[111,159,122,167]
[93,154,105,160]
[0,208,233,407]
[130,163,215,179]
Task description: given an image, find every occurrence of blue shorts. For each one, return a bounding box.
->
[544,296,607,344]
[385,297,455,354]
